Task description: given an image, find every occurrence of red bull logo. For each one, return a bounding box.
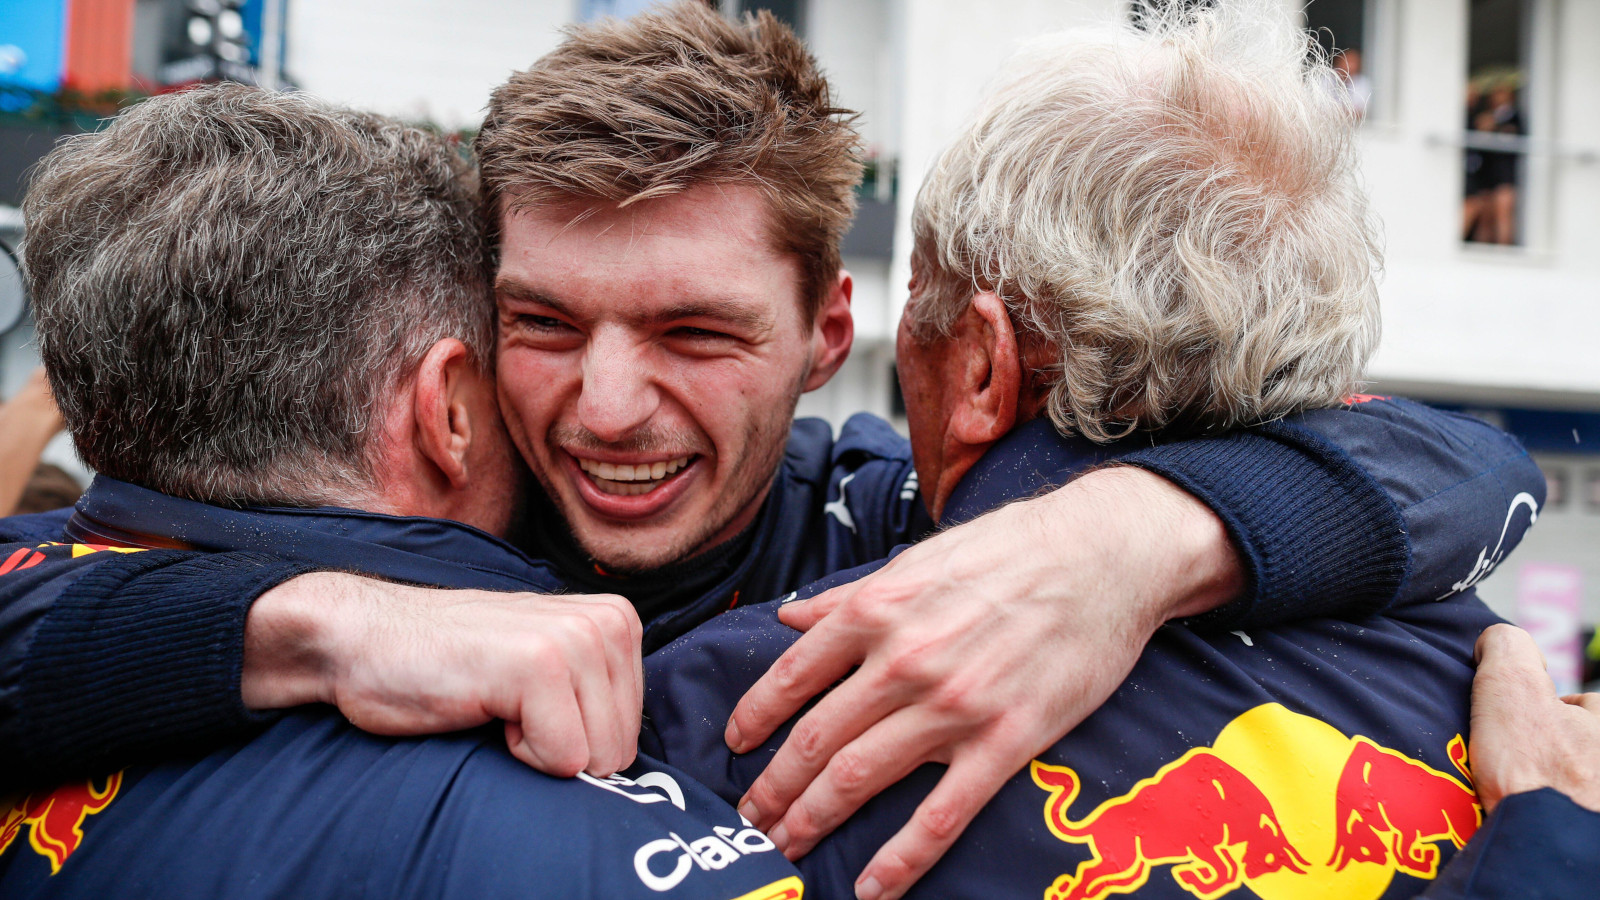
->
[0,772,123,873]
[1031,704,1480,900]
[1033,749,1308,900]
[1327,735,1478,877]
[0,543,145,580]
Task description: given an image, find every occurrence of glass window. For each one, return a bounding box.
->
[1462,0,1530,246]
[738,1,805,34]
[1304,0,1373,119]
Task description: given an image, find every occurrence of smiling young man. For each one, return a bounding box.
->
[492,185,848,578]
[0,0,1544,851]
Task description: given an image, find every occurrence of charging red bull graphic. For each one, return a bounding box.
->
[0,772,123,873]
[1033,750,1309,900]
[1327,735,1479,877]
[1031,704,1480,900]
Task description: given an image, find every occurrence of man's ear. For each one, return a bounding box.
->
[803,270,854,392]
[412,338,478,491]
[949,291,1022,445]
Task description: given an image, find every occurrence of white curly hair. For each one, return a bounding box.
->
[906,0,1382,441]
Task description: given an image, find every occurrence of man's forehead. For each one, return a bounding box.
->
[493,185,805,321]
[496,183,782,255]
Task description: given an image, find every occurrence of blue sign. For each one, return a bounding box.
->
[0,0,67,92]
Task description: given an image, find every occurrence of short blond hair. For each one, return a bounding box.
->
[475,0,861,317]
[908,0,1381,441]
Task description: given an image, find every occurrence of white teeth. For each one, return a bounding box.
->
[575,455,693,494]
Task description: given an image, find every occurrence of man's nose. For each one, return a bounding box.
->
[577,329,661,443]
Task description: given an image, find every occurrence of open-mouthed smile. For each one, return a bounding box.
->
[576,454,695,495]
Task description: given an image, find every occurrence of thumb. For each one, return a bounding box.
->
[1473,624,1558,713]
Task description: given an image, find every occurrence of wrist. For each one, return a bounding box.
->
[241,572,357,709]
[1076,466,1245,622]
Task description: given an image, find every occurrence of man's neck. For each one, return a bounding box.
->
[524,488,767,627]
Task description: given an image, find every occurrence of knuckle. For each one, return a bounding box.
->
[828,748,875,796]
[917,801,965,843]
[783,802,820,842]
[767,651,807,694]
[787,718,830,766]
[852,584,912,623]
[872,847,917,883]
[745,778,780,814]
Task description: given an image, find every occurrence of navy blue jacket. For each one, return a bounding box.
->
[0,399,1544,787]
[641,417,1591,900]
[0,488,804,900]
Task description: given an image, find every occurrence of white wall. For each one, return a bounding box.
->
[285,0,573,128]
[1362,0,1600,400]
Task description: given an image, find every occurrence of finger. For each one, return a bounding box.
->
[588,598,644,769]
[1473,624,1557,699]
[569,620,629,777]
[508,671,590,777]
[1561,692,1600,716]
[770,705,962,860]
[779,579,857,632]
[727,617,867,755]
[852,750,1016,900]
[740,661,913,831]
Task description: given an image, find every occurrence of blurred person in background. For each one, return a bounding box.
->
[0,368,66,518]
[1466,77,1524,245]
[1462,81,1488,239]
[1332,47,1371,118]
[12,465,83,517]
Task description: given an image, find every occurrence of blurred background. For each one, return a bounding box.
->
[1,0,1596,687]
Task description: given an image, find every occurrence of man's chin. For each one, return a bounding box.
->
[573,527,705,575]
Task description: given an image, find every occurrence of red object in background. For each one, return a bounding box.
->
[63,0,135,92]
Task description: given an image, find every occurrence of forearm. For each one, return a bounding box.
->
[1113,423,1407,628]
[1106,397,1543,628]
[1028,467,1244,623]
[1,551,315,788]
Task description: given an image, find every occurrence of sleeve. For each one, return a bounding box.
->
[1115,396,1543,629]
[0,544,316,789]
[1419,788,1600,900]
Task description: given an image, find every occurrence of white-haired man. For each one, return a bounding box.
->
[641,4,1596,899]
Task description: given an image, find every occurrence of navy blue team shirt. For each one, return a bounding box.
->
[640,416,1600,900]
[0,490,804,900]
[0,400,1553,788]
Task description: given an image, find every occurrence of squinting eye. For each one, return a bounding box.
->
[518,314,570,330]
[674,327,729,340]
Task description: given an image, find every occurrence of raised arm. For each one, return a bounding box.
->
[0,544,643,790]
[1119,395,1544,624]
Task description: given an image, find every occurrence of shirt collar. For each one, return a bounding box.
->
[65,476,564,592]
[939,418,1147,526]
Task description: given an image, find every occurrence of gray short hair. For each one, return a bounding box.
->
[23,83,492,506]
[908,0,1381,441]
